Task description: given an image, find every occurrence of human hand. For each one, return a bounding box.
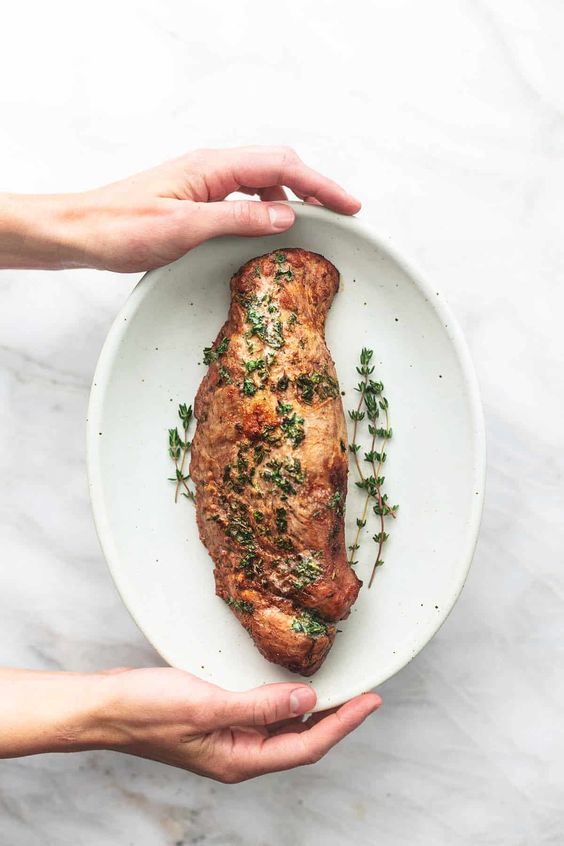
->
[68,145,361,272]
[96,667,380,782]
[0,147,360,272]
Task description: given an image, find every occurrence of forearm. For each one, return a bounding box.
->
[0,668,109,757]
[0,193,87,270]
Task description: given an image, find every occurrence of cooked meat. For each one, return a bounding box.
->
[190,248,361,675]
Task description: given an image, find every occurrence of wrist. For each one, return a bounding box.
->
[0,669,113,757]
[84,669,136,751]
[0,192,91,270]
[49,671,118,752]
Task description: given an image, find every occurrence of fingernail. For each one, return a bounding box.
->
[290,686,316,716]
[268,204,295,230]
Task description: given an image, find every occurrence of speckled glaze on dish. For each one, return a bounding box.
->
[87,202,486,710]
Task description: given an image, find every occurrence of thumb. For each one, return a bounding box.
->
[208,683,317,729]
[188,200,296,241]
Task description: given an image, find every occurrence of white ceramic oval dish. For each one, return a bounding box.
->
[87,202,486,711]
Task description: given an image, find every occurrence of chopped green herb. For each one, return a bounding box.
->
[276,400,293,415]
[291,609,328,637]
[245,296,285,349]
[275,267,294,283]
[203,336,230,365]
[239,552,261,573]
[275,507,287,533]
[291,555,323,590]
[225,503,255,551]
[281,415,305,447]
[327,490,345,516]
[272,252,294,282]
[280,410,305,447]
[245,358,265,373]
[242,378,258,396]
[284,457,304,482]
[259,423,282,446]
[241,355,274,396]
[224,446,256,492]
[226,596,254,614]
[218,366,232,384]
[296,370,340,404]
[253,444,267,464]
[262,457,304,497]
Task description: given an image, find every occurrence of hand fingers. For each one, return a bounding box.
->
[236,185,289,202]
[186,199,295,241]
[267,705,340,736]
[204,682,317,729]
[244,693,381,776]
[258,186,289,202]
[266,715,313,736]
[301,195,323,206]
[187,146,361,214]
[233,148,361,213]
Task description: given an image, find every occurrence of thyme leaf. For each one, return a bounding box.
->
[168,403,195,505]
[347,348,398,587]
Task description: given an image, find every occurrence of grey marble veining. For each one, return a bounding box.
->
[1,0,563,843]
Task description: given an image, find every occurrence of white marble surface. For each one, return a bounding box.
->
[1,0,563,843]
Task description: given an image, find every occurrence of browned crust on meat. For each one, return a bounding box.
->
[190,248,361,675]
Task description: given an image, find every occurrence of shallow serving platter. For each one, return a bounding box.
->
[87,202,485,711]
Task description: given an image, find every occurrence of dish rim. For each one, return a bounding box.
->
[86,201,486,701]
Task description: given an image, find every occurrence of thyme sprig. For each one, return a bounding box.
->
[168,402,195,504]
[348,349,398,587]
